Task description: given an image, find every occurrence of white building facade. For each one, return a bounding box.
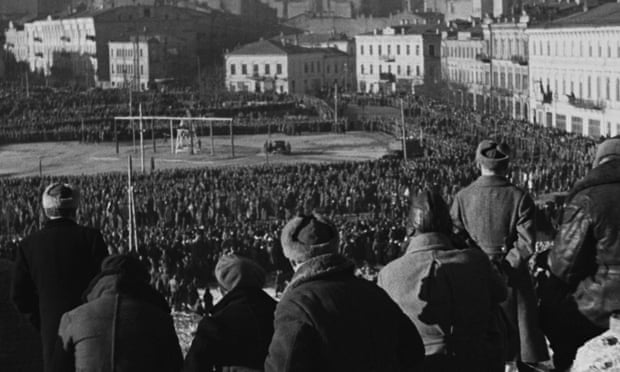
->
[355,24,441,95]
[4,22,29,63]
[441,29,489,110]
[527,4,620,137]
[24,15,98,84]
[108,41,150,91]
[225,39,350,95]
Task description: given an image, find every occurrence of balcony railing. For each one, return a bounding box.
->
[510,55,528,66]
[33,37,42,42]
[476,53,491,63]
[568,97,606,111]
[380,55,396,62]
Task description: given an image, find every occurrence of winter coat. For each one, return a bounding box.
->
[53,271,183,372]
[549,159,620,329]
[451,175,549,363]
[184,287,277,372]
[11,218,108,372]
[264,253,425,372]
[378,233,507,372]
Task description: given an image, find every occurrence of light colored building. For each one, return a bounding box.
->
[279,32,356,90]
[484,13,530,119]
[108,38,163,90]
[441,27,489,110]
[4,21,29,63]
[355,23,442,94]
[527,3,620,137]
[225,38,349,94]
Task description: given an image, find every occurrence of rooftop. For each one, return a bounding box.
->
[227,39,332,56]
[533,2,620,28]
[358,24,445,36]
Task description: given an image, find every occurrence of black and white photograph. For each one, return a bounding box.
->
[0,0,619,371]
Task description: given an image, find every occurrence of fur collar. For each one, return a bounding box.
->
[568,160,620,202]
[285,253,355,294]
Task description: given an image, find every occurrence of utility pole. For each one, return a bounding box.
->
[400,98,408,162]
[139,104,144,173]
[127,155,133,253]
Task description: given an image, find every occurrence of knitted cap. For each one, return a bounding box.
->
[280,213,339,262]
[215,254,266,291]
[593,137,620,167]
[100,254,150,283]
[42,183,80,217]
[476,140,510,171]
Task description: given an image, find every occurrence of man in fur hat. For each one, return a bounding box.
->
[541,136,620,371]
[450,140,549,371]
[264,213,424,372]
[12,183,108,372]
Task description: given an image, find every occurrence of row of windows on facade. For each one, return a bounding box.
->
[450,69,529,90]
[531,39,620,59]
[542,113,619,139]
[358,43,422,57]
[492,39,527,59]
[111,48,144,58]
[111,64,144,76]
[536,76,620,102]
[359,64,421,77]
[444,46,484,59]
[229,61,345,76]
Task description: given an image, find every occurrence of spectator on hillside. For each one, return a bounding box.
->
[12,183,108,372]
[184,254,276,372]
[379,190,507,372]
[541,137,620,371]
[53,254,182,372]
[450,141,549,371]
[265,213,424,372]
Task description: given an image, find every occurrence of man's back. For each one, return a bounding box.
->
[12,218,107,371]
[265,253,424,372]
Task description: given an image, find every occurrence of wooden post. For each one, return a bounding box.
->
[139,104,144,173]
[114,119,119,154]
[400,98,408,162]
[210,120,214,156]
[169,120,174,154]
[151,120,156,153]
[127,155,133,253]
[230,119,235,158]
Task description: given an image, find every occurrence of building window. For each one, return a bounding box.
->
[515,73,521,90]
[140,65,143,75]
[265,64,270,75]
[370,64,373,74]
[241,64,247,74]
[606,78,610,100]
[416,65,420,76]
[230,64,236,75]
[253,64,259,74]
[369,45,373,55]
[379,65,382,73]
[140,49,143,57]
[579,81,583,98]
[416,45,420,56]
[360,45,364,55]
[406,45,410,55]
[547,41,551,56]
[596,76,601,99]
[407,65,411,76]
[378,45,382,56]
[276,64,282,74]
[304,63,308,73]
[334,63,338,73]
[388,65,392,73]
[360,64,364,74]
[429,45,435,57]
[397,45,401,55]
[387,45,391,55]
[587,76,591,98]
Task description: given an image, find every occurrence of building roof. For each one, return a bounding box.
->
[533,2,620,28]
[357,23,445,36]
[227,39,326,56]
[280,32,351,45]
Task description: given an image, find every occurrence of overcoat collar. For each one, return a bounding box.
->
[568,159,620,201]
[405,232,453,254]
[285,253,354,294]
[44,218,76,228]
[472,175,510,187]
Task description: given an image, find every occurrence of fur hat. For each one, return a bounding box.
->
[476,140,510,171]
[593,137,620,167]
[42,183,80,218]
[215,254,265,291]
[280,213,339,262]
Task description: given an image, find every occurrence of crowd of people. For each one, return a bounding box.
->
[2,85,616,371]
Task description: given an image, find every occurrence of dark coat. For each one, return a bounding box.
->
[549,159,620,329]
[451,175,548,363]
[184,287,277,372]
[11,218,108,372]
[53,271,183,372]
[378,233,507,371]
[264,253,424,372]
